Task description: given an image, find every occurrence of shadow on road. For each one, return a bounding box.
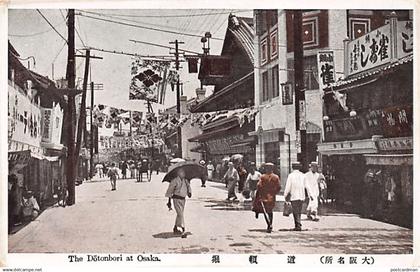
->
[153,232,193,239]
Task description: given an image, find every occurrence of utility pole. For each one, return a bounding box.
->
[89,82,103,178]
[293,10,307,172]
[75,50,102,181]
[65,9,76,205]
[169,39,184,158]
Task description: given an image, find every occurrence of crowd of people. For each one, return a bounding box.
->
[164,156,329,236]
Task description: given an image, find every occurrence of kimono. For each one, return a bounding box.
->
[252,173,281,213]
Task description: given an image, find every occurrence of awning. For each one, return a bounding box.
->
[188,123,238,142]
[364,154,413,166]
[317,138,378,155]
[191,71,254,112]
[230,136,256,148]
[326,54,413,92]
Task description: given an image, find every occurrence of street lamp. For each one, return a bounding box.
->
[349,110,357,117]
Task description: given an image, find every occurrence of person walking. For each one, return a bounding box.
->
[304,162,320,221]
[318,167,328,205]
[252,163,280,233]
[206,161,215,181]
[121,161,128,179]
[107,163,119,191]
[284,162,312,231]
[165,168,192,237]
[222,162,239,201]
[237,163,248,193]
[95,163,104,178]
[199,160,207,188]
[245,162,261,201]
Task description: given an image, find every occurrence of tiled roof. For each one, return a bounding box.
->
[227,15,255,65]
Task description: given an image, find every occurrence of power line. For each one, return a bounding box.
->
[77,12,224,41]
[77,9,248,18]
[52,41,67,63]
[129,39,201,55]
[8,20,66,37]
[76,9,205,34]
[87,46,175,60]
[36,9,68,44]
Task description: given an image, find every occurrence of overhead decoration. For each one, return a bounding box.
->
[129,57,170,104]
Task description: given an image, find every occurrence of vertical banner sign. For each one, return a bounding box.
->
[299,100,306,130]
[296,130,301,153]
[317,50,336,90]
[396,21,413,59]
[348,24,391,76]
[281,82,293,105]
[42,108,52,142]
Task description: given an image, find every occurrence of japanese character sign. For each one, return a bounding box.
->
[397,21,413,58]
[317,50,336,90]
[348,24,391,76]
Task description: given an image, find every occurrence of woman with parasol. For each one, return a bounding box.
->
[163,161,205,238]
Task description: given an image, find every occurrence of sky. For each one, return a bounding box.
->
[8,9,253,112]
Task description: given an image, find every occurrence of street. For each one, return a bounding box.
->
[9,173,413,254]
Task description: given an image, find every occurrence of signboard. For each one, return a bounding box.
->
[198,56,232,85]
[396,21,413,59]
[295,131,301,153]
[8,84,42,150]
[41,109,52,142]
[348,24,391,76]
[281,82,293,105]
[299,100,306,130]
[317,50,336,90]
[377,137,412,152]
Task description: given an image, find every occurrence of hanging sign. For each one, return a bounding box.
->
[299,100,306,130]
[317,50,336,90]
[348,24,391,76]
[129,57,170,104]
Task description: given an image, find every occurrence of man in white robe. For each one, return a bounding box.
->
[304,162,320,221]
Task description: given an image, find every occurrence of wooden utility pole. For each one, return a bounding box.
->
[169,39,184,158]
[65,9,76,205]
[293,10,307,172]
[75,50,102,181]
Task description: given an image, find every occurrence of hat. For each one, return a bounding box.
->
[264,162,275,167]
[292,161,301,167]
[228,162,234,166]
[199,160,205,165]
[310,161,318,166]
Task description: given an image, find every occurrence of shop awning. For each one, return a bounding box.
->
[191,71,254,112]
[364,154,413,166]
[317,138,378,155]
[188,123,238,142]
[230,136,256,148]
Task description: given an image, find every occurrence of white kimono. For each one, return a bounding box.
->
[304,171,320,214]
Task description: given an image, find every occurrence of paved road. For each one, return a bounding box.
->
[8,174,413,254]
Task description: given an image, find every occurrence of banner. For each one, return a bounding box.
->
[348,24,391,76]
[129,58,170,104]
[317,50,336,90]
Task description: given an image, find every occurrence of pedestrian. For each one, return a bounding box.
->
[130,161,136,179]
[318,167,328,205]
[206,160,215,181]
[245,162,261,201]
[304,162,320,221]
[252,163,280,233]
[222,162,239,201]
[95,163,104,178]
[199,160,207,187]
[237,163,248,193]
[121,161,128,179]
[107,162,119,191]
[283,162,312,231]
[165,168,192,237]
[222,161,229,188]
